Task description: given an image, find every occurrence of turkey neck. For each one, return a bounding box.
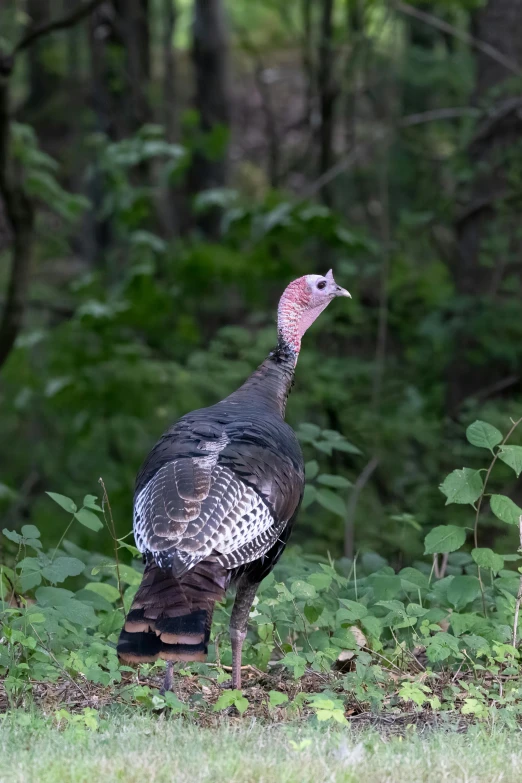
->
[225,338,297,418]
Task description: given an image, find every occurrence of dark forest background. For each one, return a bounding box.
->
[1,0,522,567]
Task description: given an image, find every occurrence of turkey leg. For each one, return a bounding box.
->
[229,579,259,690]
[160,660,174,695]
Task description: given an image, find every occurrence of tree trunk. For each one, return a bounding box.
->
[448,0,522,413]
[26,0,57,115]
[163,0,177,144]
[187,0,230,236]
[89,0,150,140]
[318,0,336,206]
[88,0,152,262]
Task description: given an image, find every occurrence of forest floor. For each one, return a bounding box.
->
[1,711,521,783]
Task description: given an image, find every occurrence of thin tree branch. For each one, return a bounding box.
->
[303,107,477,199]
[13,0,106,56]
[473,417,522,550]
[394,1,522,77]
[512,515,522,648]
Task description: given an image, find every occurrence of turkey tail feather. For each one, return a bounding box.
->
[117,561,228,664]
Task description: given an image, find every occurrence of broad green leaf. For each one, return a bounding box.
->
[280,652,306,678]
[377,599,406,615]
[424,525,466,555]
[315,488,346,517]
[41,557,85,584]
[337,599,368,622]
[84,582,121,603]
[471,548,504,574]
[117,540,140,557]
[55,599,99,628]
[466,420,502,452]
[298,423,321,440]
[330,440,362,455]
[307,572,332,591]
[447,575,481,609]
[316,474,352,489]
[268,690,288,708]
[25,612,46,624]
[303,603,323,624]
[305,460,319,480]
[46,492,77,514]
[290,580,317,600]
[74,508,103,532]
[439,468,483,506]
[3,528,23,544]
[35,586,74,606]
[450,613,481,637]
[20,525,40,539]
[115,564,143,585]
[498,445,522,478]
[212,690,248,713]
[490,494,522,526]
[399,567,430,591]
[301,484,316,510]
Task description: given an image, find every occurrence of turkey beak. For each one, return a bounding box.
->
[335,285,351,298]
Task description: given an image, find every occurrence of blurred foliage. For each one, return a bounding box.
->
[1,0,522,574]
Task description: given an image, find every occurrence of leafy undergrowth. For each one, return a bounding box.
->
[2,418,522,728]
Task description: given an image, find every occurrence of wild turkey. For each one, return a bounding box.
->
[117,270,351,691]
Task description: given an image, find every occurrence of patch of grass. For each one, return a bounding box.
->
[0,711,522,783]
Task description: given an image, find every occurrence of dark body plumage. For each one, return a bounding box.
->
[117,343,304,678]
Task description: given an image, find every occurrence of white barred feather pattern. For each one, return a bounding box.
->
[134,460,279,576]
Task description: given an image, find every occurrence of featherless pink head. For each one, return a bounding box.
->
[277,270,351,355]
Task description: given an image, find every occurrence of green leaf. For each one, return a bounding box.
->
[117,541,140,557]
[3,528,23,544]
[439,468,483,506]
[301,484,316,510]
[213,690,248,713]
[83,495,103,512]
[307,572,332,591]
[337,599,368,622]
[399,567,430,591]
[447,575,481,609]
[46,492,77,514]
[315,488,346,517]
[316,474,352,489]
[471,548,504,574]
[305,460,319,480]
[55,599,99,628]
[297,423,321,440]
[115,564,142,585]
[466,420,502,452]
[20,525,40,539]
[498,446,522,478]
[41,557,85,584]
[84,582,121,603]
[74,508,103,532]
[280,652,306,678]
[330,440,362,455]
[490,494,522,526]
[36,586,74,606]
[290,580,317,600]
[303,603,323,624]
[268,690,288,708]
[424,525,467,555]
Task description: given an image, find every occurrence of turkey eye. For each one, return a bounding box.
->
[317,281,327,290]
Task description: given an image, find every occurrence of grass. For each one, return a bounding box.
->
[1,711,522,783]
